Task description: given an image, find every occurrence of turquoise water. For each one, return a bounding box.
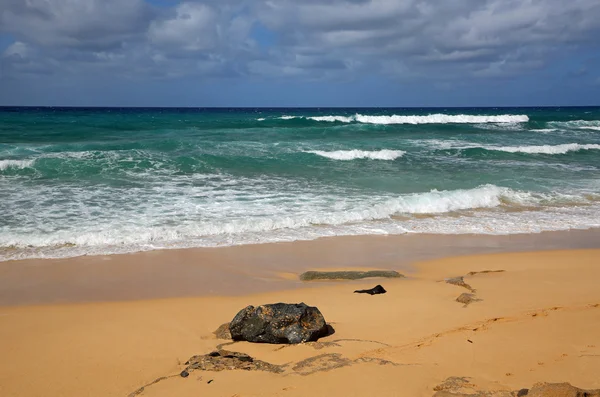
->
[1,107,600,260]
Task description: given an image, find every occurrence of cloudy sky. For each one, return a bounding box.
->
[1,0,599,106]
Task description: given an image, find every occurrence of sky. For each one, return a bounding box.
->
[0,0,599,107]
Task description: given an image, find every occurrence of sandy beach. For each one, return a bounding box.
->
[1,232,600,397]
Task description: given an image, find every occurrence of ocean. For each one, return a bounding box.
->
[1,107,599,261]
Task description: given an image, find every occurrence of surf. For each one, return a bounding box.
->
[304,149,405,160]
[266,113,530,124]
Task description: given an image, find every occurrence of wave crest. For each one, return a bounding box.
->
[548,120,600,130]
[305,149,405,160]
[490,143,600,154]
[267,114,529,125]
[0,159,35,171]
[427,141,600,155]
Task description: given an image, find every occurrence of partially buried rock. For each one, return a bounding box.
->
[456,293,480,306]
[445,276,475,292]
[526,382,600,396]
[354,285,387,295]
[229,303,330,344]
[182,349,284,375]
[432,377,600,397]
[213,323,231,340]
[300,270,403,281]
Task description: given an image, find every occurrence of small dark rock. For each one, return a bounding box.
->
[300,270,404,281]
[180,370,189,378]
[354,285,387,295]
[516,389,528,396]
[229,303,330,344]
[207,379,213,384]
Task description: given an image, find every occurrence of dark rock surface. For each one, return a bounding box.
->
[300,270,404,281]
[354,285,387,295]
[213,323,231,340]
[229,303,330,344]
[183,349,284,374]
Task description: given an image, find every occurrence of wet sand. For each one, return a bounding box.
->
[1,228,600,305]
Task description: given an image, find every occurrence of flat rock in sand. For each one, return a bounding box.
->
[213,323,231,340]
[300,270,404,281]
[433,377,600,396]
[456,293,481,306]
[526,382,600,396]
[183,350,284,375]
[445,276,475,292]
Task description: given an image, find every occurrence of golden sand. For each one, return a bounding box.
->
[1,249,599,396]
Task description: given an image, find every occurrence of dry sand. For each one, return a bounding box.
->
[1,247,600,397]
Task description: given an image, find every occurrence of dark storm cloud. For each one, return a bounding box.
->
[255,0,600,78]
[0,0,154,50]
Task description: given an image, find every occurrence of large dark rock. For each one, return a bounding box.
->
[229,303,330,344]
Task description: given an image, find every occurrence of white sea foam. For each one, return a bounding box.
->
[424,140,600,155]
[305,149,405,160]
[272,114,529,124]
[548,120,600,130]
[530,128,559,133]
[1,182,599,261]
[0,159,35,171]
[490,143,600,154]
[308,115,355,123]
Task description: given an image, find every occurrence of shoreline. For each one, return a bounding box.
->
[1,248,599,397]
[2,228,600,306]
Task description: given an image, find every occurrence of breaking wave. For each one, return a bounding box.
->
[427,141,600,155]
[548,120,600,130]
[266,114,530,124]
[305,149,405,160]
[0,159,35,171]
[489,143,600,154]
